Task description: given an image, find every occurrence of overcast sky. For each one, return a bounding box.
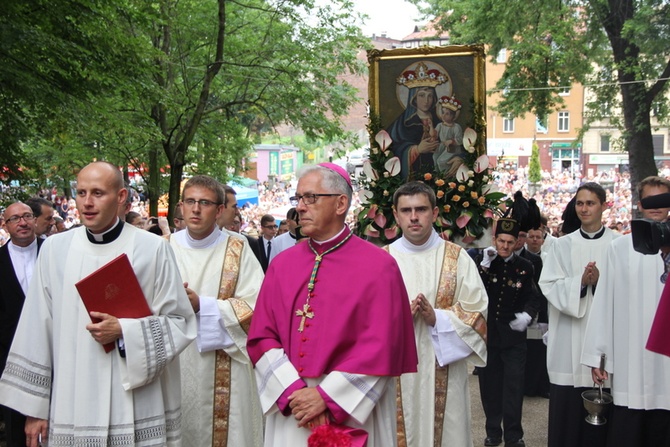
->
[351,0,425,40]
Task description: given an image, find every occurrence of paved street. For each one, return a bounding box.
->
[469,372,550,446]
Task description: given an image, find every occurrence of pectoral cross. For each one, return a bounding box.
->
[295,303,314,332]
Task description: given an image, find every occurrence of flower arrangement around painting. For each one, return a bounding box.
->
[356,127,506,245]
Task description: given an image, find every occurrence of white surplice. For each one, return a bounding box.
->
[170,229,264,446]
[268,231,297,263]
[581,234,670,410]
[539,228,619,387]
[254,349,395,447]
[389,232,488,447]
[0,224,196,446]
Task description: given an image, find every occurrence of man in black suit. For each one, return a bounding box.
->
[255,214,277,272]
[0,202,42,446]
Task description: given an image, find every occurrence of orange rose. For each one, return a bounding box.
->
[463,201,470,208]
[435,179,445,187]
[443,205,451,212]
[470,191,478,199]
[478,196,486,205]
[448,182,457,188]
[424,173,433,181]
[452,195,461,202]
[458,185,466,192]
[436,190,445,199]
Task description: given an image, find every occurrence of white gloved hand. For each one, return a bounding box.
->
[542,330,549,346]
[509,312,532,332]
[480,246,498,268]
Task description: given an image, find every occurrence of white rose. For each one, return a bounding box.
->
[468,180,474,187]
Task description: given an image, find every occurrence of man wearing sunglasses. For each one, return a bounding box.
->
[256,214,278,272]
[0,202,42,446]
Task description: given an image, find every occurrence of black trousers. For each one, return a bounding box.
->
[524,339,549,397]
[606,404,670,447]
[2,404,26,447]
[547,384,608,447]
[478,342,526,443]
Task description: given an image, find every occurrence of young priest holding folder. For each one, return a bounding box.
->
[0,161,197,447]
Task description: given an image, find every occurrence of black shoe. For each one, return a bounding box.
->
[484,437,502,446]
[505,440,525,447]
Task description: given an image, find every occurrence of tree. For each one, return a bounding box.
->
[2,0,367,217]
[528,141,542,195]
[414,0,670,203]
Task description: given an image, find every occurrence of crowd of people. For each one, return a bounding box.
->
[0,160,668,447]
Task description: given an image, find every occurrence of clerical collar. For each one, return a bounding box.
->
[514,247,524,256]
[580,226,605,240]
[185,226,222,249]
[310,226,350,254]
[86,218,124,244]
[8,238,38,252]
[312,226,347,245]
[396,229,442,253]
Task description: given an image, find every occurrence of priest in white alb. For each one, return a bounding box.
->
[388,181,488,447]
[582,176,670,446]
[539,182,619,447]
[0,162,196,447]
[170,175,264,446]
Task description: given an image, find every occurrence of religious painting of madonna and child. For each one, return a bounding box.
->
[368,45,487,182]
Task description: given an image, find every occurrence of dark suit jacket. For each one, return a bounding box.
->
[255,237,271,273]
[519,247,542,284]
[0,238,43,371]
[243,234,262,263]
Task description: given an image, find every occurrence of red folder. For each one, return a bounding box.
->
[75,253,152,353]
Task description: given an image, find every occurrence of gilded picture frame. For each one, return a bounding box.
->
[368,45,487,181]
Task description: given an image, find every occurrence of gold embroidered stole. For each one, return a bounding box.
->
[212,236,250,446]
[390,241,486,447]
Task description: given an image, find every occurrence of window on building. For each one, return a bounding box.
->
[600,135,610,152]
[653,134,665,157]
[557,111,570,132]
[496,48,507,63]
[503,116,515,133]
[558,87,571,96]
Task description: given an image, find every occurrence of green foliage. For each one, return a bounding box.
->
[355,111,506,244]
[528,142,541,184]
[1,0,368,212]
[413,0,670,194]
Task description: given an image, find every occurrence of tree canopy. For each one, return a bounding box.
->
[1,0,368,213]
[413,0,670,201]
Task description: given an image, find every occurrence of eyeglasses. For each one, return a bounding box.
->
[262,225,278,229]
[182,199,221,208]
[289,193,341,206]
[6,213,35,224]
